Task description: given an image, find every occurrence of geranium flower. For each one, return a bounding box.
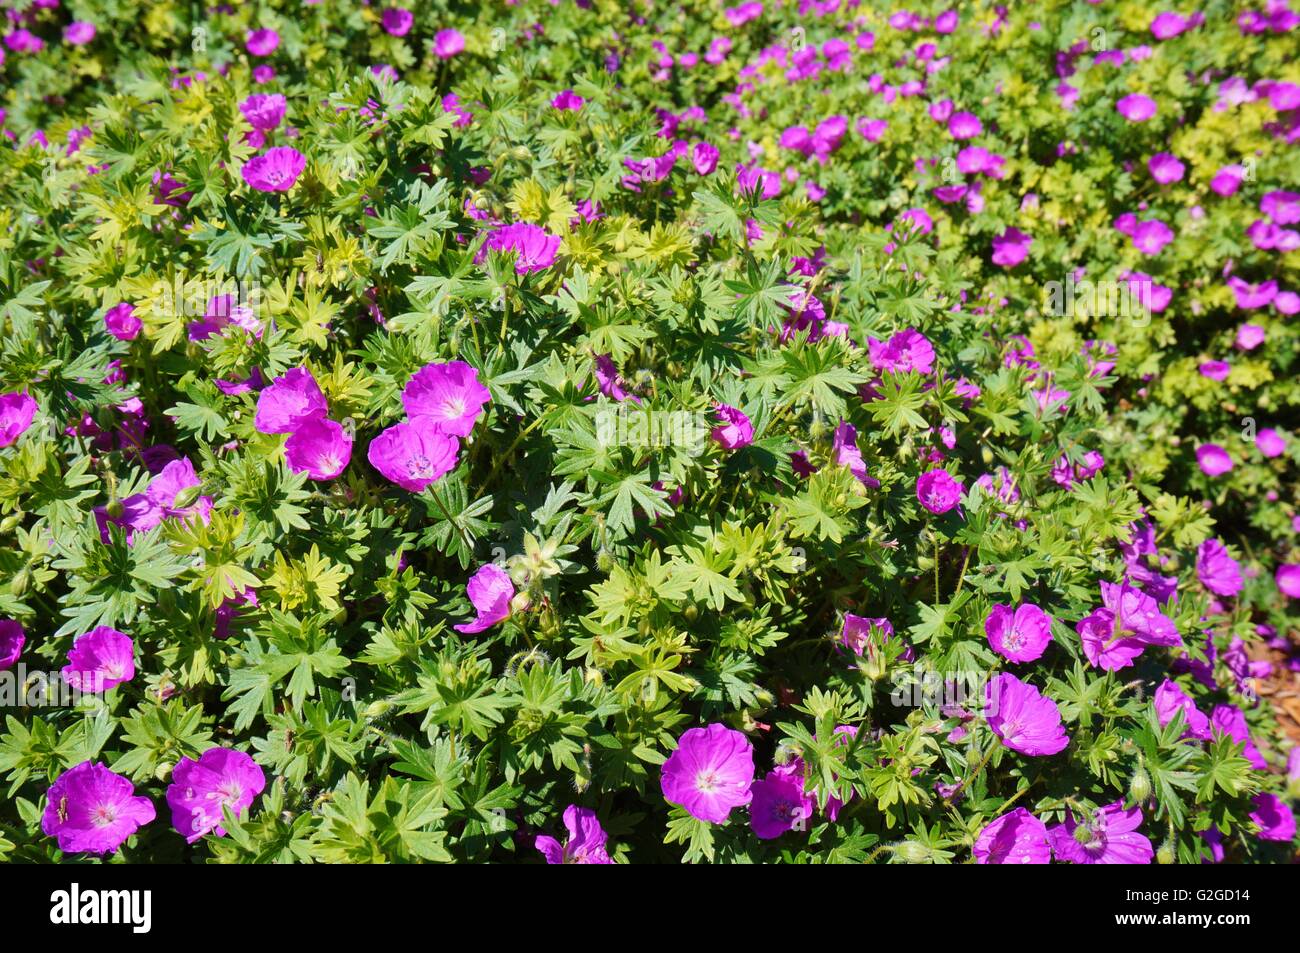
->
[1196,538,1242,596]
[984,672,1069,756]
[832,422,879,488]
[167,747,266,843]
[42,761,155,855]
[1249,793,1295,841]
[1256,428,1286,457]
[401,361,492,436]
[1049,801,1153,864]
[1211,704,1267,769]
[1154,678,1211,740]
[1277,564,1300,598]
[692,142,719,174]
[382,9,414,37]
[840,614,911,660]
[476,222,561,274]
[749,768,814,840]
[64,22,96,46]
[916,468,963,514]
[985,603,1052,663]
[241,146,306,192]
[536,805,612,864]
[367,418,459,492]
[947,111,982,139]
[240,93,286,131]
[551,89,585,111]
[973,808,1051,864]
[104,302,141,341]
[0,619,24,670]
[1196,443,1233,476]
[0,392,37,447]
[453,564,515,634]
[991,227,1032,267]
[710,404,753,449]
[1116,93,1158,121]
[285,416,352,480]
[1147,152,1184,183]
[246,29,280,57]
[660,723,755,823]
[255,367,328,434]
[1077,581,1181,670]
[433,28,465,58]
[62,627,136,693]
[868,328,935,374]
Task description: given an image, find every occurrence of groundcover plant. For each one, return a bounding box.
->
[0,0,1297,865]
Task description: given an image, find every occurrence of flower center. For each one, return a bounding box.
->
[90,803,119,827]
[442,397,467,421]
[695,770,720,793]
[407,454,434,479]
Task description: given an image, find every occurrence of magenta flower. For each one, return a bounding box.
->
[1211,704,1267,769]
[0,619,24,670]
[443,93,473,127]
[104,302,141,341]
[1256,428,1286,457]
[1196,443,1233,477]
[62,627,135,693]
[710,404,753,450]
[832,422,878,488]
[1250,793,1295,842]
[368,418,459,492]
[916,469,963,514]
[1277,564,1300,598]
[1049,801,1153,864]
[991,227,1033,267]
[42,761,155,855]
[984,672,1069,756]
[660,723,755,823]
[1196,538,1242,597]
[382,8,414,37]
[64,21,96,45]
[167,747,266,843]
[840,614,896,657]
[1235,324,1266,350]
[401,361,491,437]
[947,111,982,139]
[433,28,465,59]
[285,416,352,481]
[246,29,280,57]
[1116,93,1158,121]
[692,142,719,175]
[1199,360,1230,381]
[0,391,37,448]
[973,808,1051,864]
[1147,152,1184,184]
[536,805,612,864]
[1154,678,1211,740]
[868,328,934,374]
[1211,165,1244,196]
[1131,219,1174,255]
[593,354,635,402]
[985,603,1052,663]
[1151,12,1191,39]
[551,89,585,111]
[1077,581,1181,671]
[241,146,306,192]
[95,457,213,542]
[255,367,328,434]
[453,564,515,634]
[240,93,286,131]
[477,222,562,274]
[749,768,814,840]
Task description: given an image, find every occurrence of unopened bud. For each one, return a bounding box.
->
[894,842,933,864]
[509,590,531,614]
[1129,765,1152,803]
[1156,841,1175,865]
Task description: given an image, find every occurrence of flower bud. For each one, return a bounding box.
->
[105,498,125,520]
[894,841,933,864]
[1129,764,1152,803]
[0,512,23,533]
[509,590,531,614]
[154,762,174,782]
[1156,841,1175,865]
[171,484,203,510]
